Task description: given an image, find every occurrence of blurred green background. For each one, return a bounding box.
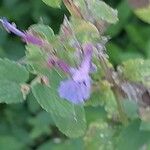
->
[0,0,150,149]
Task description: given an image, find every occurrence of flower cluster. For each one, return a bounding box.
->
[0,18,95,104]
[57,44,93,104]
[0,18,43,46]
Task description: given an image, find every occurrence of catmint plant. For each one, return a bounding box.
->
[0,0,150,149]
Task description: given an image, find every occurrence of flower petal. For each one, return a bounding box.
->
[0,17,25,37]
[0,18,43,46]
[58,79,91,104]
[24,33,43,46]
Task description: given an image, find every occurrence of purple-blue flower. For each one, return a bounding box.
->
[58,43,94,104]
[0,17,43,46]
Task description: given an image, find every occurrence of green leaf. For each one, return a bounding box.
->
[88,0,118,24]
[0,59,29,103]
[27,92,41,114]
[0,80,25,104]
[26,45,48,74]
[120,59,150,87]
[122,100,139,120]
[32,83,86,138]
[129,0,150,23]
[59,17,99,49]
[129,0,150,24]
[135,7,150,23]
[85,106,106,125]
[53,107,86,138]
[29,24,55,42]
[116,120,150,150]
[86,90,104,107]
[42,0,62,8]
[26,45,58,80]
[31,70,86,137]
[0,58,29,83]
[107,42,143,65]
[71,18,99,43]
[32,84,70,117]
[84,121,115,150]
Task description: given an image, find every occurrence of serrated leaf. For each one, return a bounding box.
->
[0,58,29,83]
[32,83,86,138]
[42,0,62,8]
[88,0,118,24]
[120,59,150,87]
[26,45,57,80]
[31,70,86,137]
[73,0,118,24]
[31,84,70,117]
[59,16,99,49]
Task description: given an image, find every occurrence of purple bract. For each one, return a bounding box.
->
[0,17,43,46]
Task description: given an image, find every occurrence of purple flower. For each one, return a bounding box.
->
[58,43,94,104]
[23,33,43,46]
[48,58,71,74]
[0,17,43,46]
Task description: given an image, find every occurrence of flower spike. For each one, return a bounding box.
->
[0,17,43,46]
[0,17,25,37]
[58,43,94,104]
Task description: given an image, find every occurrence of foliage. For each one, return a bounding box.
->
[0,0,150,149]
